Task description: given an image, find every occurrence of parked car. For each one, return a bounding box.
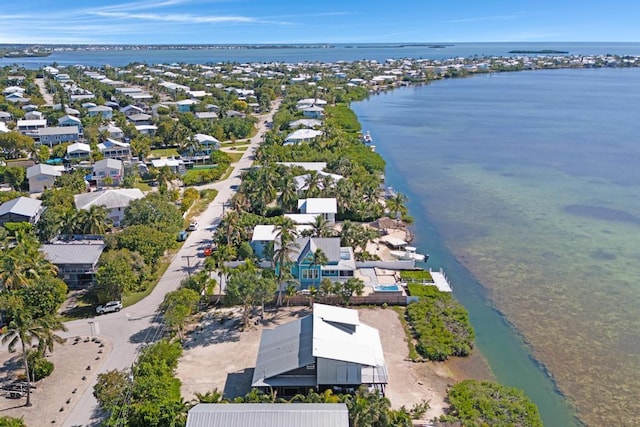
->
[177,230,188,241]
[187,221,199,231]
[96,301,122,315]
[203,245,213,257]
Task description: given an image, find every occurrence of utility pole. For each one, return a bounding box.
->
[183,255,194,278]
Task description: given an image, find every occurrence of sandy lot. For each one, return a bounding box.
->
[176,305,493,421]
[0,336,111,426]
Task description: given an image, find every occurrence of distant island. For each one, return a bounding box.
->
[508,49,569,54]
[345,43,454,49]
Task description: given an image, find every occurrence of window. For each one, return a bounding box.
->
[302,268,319,280]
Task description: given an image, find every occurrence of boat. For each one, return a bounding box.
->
[389,246,427,262]
[362,130,373,143]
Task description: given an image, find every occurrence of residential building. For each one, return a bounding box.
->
[176,99,198,113]
[284,129,323,145]
[93,158,124,186]
[135,124,158,136]
[127,113,152,126]
[26,163,61,193]
[16,119,46,134]
[58,114,83,135]
[0,197,44,225]
[298,198,337,223]
[186,404,348,427]
[40,240,105,288]
[0,111,12,122]
[98,139,132,161]
[98,124,124,140]
[66,142,92,159]
[276,237,355,288]
[37,126,80,147]
[120,104,145,116]
[87,105,113,119]
[74,188,144,227]
[252,303,387,396]
[250,225,278,258]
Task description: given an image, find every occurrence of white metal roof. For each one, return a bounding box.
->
[67,142,91,154]
[75,188,144,211]
[298,198,337,215]
[186,403,348,427]
[0,197,42,218]
[26,163,61,179]
[251,224,278,242]
[312,304,385,368]
[285,128,322,142]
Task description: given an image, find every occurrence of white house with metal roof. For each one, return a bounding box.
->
[0,197,43,225]
[98,139,131,161]
[186,403,348,427]
[74,188,144,227]
[252,303,387,397]
[283,129,323,145]
[93,158,123,186]
[298,198,337,223]
[26,163,62,193]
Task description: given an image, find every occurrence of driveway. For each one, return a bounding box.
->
[62,99,281,426]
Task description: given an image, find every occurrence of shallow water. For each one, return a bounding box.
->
[353,68,640,426]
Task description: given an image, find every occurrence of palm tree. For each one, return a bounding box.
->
[386,192,408,222]
[304,171,322,198]
[277,173,299,212]
[0,296,66,407]
[0,232,58,291]
[273,219,299,306]
[206,244,237,304]
[59,208,79,236]
[311,215,332,238]
[78,205,111,235]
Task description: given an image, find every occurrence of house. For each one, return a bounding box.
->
[0,111,12,123]
[98,124,124,140]
[40,240,105,288]
[24,110,44,121]
[193,133,220,155]
[120,104,144,116]
[74,188,144,227]
[176,99,198,113]
[298,198,337,223]
[151,158,185,175]
[186,404,348,427]
[0,122,9,134]
[252,303,387,396]
[87,105,113,119]
[284,129,323,145]
[98,139,132,161]
[16,119,47,134]
[93,158,124,186]
[225,110,246,119]
[26,163,61,193]
[0,197,44,225]
[251,225,279,258]
[2,86,24,96]
[194,111,218,120]
[135,124,158,136]
[127,113,152,126]
[58,114,83,135]
[37,126,80,147]
[289,118,323,129]
[281,237,355,287]
[302,105,325,119]
[66,142,92,159]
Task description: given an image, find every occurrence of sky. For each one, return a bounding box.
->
[1,0,639,45]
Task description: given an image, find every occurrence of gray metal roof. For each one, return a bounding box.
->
[290,238,341,264]
[252,315,314,387]
[186,403,348,427]
[40,242,105,265]
[0,197,42,218]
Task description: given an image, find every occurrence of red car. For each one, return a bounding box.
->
[203,245,213,257]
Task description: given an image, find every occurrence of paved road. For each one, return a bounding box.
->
[62,99,280,426]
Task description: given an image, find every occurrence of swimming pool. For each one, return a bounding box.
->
[374,284,402,292]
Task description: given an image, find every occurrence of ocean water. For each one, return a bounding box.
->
[2,42,640,68]
[352,68,640,426]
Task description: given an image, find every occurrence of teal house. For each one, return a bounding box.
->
[280,237,355,288]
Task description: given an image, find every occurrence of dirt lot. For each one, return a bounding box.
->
[0,337,111,426]
[176,305,493,420]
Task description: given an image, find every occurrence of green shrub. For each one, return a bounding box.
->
[406,286,474,361]
[441,380,543,427]
[27,351,54,381]
[0,416,26,427]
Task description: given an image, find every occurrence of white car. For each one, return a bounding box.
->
[96,301,122,315]
[187,221,199,231]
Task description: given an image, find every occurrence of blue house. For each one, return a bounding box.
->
[87,105,113,119]
[58,114,83,135]
[279,237,355,288]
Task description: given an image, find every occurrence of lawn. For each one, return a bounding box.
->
[151,148,180,158]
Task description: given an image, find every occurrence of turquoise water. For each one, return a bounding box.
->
[374,284,402,292]
[353,68,640,426]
